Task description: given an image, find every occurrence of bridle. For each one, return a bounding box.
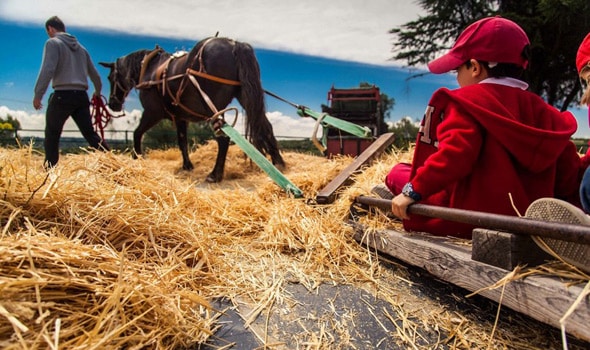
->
[108,57,133,107]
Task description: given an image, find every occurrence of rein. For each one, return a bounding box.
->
[91,94,125,139]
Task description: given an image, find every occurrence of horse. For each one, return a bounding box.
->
[99,37,285,183]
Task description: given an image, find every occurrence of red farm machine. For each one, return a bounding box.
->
[320,85,386,158]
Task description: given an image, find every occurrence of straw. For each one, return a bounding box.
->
[0,142,586,349]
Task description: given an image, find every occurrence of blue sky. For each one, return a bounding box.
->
[1,0,588,139]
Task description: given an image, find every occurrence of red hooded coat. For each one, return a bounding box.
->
[405,80,583,238]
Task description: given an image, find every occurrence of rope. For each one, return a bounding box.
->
[91,95,124,139]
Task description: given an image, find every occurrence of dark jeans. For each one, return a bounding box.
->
[44,90,109,167]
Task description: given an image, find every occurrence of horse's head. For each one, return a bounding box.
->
[99,58,132,112]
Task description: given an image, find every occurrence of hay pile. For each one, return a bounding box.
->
[0,142,585,349]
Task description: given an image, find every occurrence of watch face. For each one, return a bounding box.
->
[402,182,420,201]
[402,183,412,195]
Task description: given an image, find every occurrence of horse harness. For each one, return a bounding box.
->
[134,38,241,122]
[109,57,136,108]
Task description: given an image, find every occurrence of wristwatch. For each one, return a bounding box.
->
[401,182,422,201]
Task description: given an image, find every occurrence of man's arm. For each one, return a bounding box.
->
[33,40,59,106]
[86,52,102,97]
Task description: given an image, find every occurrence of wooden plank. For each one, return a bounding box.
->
[471,229,554,270]
[353,224,590,342]
[316,132,395,204]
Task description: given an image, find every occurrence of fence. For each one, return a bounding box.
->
[4,129,135,151]
[5,128,589,154]
[2,128,323,155]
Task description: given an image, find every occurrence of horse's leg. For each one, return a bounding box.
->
[133,110,163,159]
[175,119,194,170]
[206,135,230,183]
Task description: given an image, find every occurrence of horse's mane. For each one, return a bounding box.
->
[121,49,156,84]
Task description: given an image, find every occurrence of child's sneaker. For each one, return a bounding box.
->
[370,184,394,200]
[525,198,590,273]
[369,184,399,220]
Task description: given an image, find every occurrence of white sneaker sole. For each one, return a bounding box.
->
[525,198,590,273]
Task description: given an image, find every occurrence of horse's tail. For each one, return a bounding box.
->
[234,42,285,167]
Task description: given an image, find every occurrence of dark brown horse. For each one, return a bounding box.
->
[99,37,285,183]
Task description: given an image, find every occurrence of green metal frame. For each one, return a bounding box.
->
[219,123,303,198]
[297,107,373,152]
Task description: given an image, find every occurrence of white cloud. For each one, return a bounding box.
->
[209,109,318,139]
[0,0,424,66]
[264,111,317,139]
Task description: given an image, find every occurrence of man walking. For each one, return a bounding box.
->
[33,16,109,168]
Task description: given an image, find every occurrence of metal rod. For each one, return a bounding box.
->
[355,196,590,245]
[264,89,300,109]
[264,89,372,138]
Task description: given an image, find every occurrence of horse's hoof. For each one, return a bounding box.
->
[182,163,194,171]
[206,174,222,183]
[274,161,286,172]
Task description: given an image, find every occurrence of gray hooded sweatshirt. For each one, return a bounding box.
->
[34,32,102,100]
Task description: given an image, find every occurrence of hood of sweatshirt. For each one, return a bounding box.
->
[439,83,578,174]
[55,32,80,51]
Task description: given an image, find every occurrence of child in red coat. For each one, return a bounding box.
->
[385,16,584,239]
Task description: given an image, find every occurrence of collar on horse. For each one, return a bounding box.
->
[134,39,241,120]
[137,45,165,88]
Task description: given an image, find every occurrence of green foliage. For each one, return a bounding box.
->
[0,114,21,146]
[390,0,496,67]
[0,114,21,131]
[143,119,215,150]
[388,117,420,150]
[277,139,322,156]
[572,138,589,154]
[390,0,590,110]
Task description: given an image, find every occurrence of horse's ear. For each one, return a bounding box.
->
[99,62,114,69]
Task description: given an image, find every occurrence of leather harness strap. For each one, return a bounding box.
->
[137,46,164,88]
[134,38,241,121]
[186,68,240,86]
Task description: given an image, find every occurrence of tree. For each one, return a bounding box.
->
[360,82,395,134]
[0,114,21,131]
[390,0,590,111]
[389,117,420,150]
[357,82,396,121]
[0,114,21,146]
[144,120,215,150]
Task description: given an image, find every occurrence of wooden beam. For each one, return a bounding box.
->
[316,133,395,204]
[353,224,590,342]
[471,229,554,270]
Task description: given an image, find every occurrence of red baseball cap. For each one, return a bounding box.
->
[577,33,590,74]
[428,16,530,74]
